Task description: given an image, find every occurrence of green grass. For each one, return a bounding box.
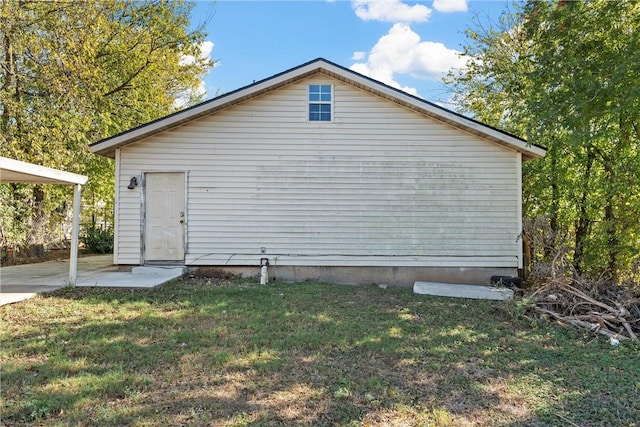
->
[1,278,639,426]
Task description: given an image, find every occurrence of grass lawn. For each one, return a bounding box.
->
[1,278,638,426]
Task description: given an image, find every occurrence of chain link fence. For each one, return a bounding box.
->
[1,199,113,262]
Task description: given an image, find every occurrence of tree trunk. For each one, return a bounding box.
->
[573,147,594,276]
[604,199,618,282]
[545,154,560,259]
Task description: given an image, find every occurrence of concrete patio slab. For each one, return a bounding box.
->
[0,255,184,306]
[77,265,185,288]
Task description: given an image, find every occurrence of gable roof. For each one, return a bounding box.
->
[89,58,546,161]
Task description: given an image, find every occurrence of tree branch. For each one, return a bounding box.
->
[102,59,151,97]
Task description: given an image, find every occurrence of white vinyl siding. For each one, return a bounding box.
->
[115,76,520,267]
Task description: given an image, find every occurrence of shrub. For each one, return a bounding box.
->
[81,226,114,254]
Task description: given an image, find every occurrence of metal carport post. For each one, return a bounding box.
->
[0,157,89,287]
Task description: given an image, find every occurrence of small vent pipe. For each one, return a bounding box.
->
[260,257,269,285]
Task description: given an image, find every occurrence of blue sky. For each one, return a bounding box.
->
[189,0,507,105]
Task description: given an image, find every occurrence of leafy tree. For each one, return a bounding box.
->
[447,0,640,281]
[1,0,213,251]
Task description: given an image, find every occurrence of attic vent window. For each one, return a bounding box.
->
[308,84,332,122]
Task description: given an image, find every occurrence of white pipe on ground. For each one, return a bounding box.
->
[260,265,269,285]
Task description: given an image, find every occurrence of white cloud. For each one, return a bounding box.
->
[432,0,468,13]
[172,79,207,110]
[351,51,366,61]
[350,57,419,96]
[352,0,432,23]
[179,40,215,67]
[350,23,469,96]
[200,41,215,59]
[174,40,215,109]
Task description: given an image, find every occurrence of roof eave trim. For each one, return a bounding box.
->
[89,61,326,157]
[0,156,89,185]
[90,57,546,160]
[317,62,547,160]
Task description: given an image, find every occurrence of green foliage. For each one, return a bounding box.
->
[0,0,213,249]
[446,0,640,281]
[81,225,114,254]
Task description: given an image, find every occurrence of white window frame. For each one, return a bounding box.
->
[308,84,333,122]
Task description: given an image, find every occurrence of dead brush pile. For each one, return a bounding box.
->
[524,257,640,343]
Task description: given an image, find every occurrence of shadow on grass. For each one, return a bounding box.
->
[1,279,638,426]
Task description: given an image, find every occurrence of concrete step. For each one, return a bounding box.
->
[414,281,514,301]
[132,266,185,276]
[76,266,185,288]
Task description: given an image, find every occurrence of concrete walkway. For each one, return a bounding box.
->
[0,255,184,306]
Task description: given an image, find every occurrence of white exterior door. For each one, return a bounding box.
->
[144,172,185,262]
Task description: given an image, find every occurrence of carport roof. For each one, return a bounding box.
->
[0,156,88,185]
[0,156,88,288]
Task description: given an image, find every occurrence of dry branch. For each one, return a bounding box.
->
[535,307,629,341]
[526,276,639,342]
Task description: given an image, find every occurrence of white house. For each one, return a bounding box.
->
[90,58,545,286]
